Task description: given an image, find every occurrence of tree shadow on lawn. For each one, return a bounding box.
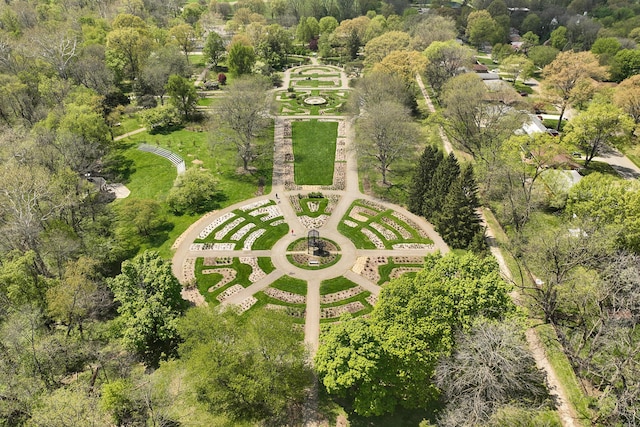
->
[324,394,440,427]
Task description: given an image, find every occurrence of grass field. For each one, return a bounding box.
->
[271,276,307,295]
[292,119,337,185]
[116,123,273,257]
[320,277,359,294]
[194,257,253,304]
[338,201,433,249]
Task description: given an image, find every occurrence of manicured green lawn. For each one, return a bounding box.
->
[271,276,307,295]
[194,202,289,250]
[377,258,424,285]
[292,119,337,185]
[194,257,254,304]
[320,277,359,295]
[116,124,274,257]
[338,201,433,249]
[297,197,328,217]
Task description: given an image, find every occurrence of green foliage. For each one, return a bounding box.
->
[139,104,182,130]
[408,145,444,215]
[116,198,167,237]
[436,165,484,250]
[550,26,568,50]
[610,48,640,82]
[100,379,143,426]
[29,385,110,427]
[108,251,187,368]
[527,45,559,68]
[166,168,225,215]
[227,41,256,76]
[165,74,198,121]
[316,253,515,417]
[257,24,293,70]
[423,152,459,220]
[466,10,503,47]
[566,173,640,252]
[563,101,633,167]
[178,307,313,424]
[203,31,225,69]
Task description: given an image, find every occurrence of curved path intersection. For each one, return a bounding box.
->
[172,64,449,353]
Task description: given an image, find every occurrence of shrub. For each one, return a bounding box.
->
[166,168,226,214]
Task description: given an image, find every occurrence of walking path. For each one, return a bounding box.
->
[416,74,580,426]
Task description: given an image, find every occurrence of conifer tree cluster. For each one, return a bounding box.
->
[409,146,485,251]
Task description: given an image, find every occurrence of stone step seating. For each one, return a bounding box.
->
[264,287,306,304]
[236,296,257,313]
[321,301,365,319]
[217,284,244,302]
[321,286,364,304]
[138,143,186,175]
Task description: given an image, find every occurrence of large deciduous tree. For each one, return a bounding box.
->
[492,133,564,231]
[227,39,256,76]
[203,31,225,70]
[542,51,608,131]
[423,40,473,97]
[435,319,550,426]
[215,76,272,172]
[139,46,190,105]
[356,100,419,185]
[166,168,224,214]
[614,75,640,123]
[563,101,633,169]
[315,252,515,416]
[362,31,411,67]
[168,23,196,61]
[165,74,198,121]
[410,14,456,51]
[441,73,525,167]
[465,10,503,47]
[108,251,187,368]
[178,307,313,424]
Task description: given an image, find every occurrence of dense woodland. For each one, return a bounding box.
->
[1,0,640,425]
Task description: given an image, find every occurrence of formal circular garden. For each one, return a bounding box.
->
[286,237,341,269]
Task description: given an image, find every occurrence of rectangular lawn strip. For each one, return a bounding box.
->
[537,324,593,425]
[292,119,337,185]
[258,257,275,274]
[320,277,360,295]
[270,275,308,295]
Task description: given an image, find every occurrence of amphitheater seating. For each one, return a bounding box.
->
[138,143,186,175]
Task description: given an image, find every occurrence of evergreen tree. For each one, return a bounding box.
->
[437,164,483,249]
[423,152,460,220]
[408,145,443,215]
